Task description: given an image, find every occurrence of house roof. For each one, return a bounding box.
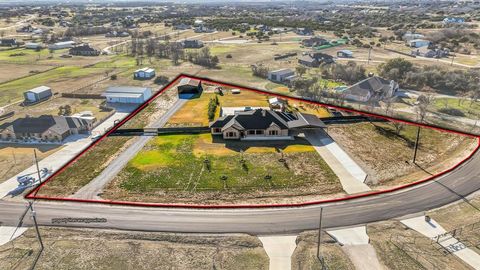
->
[0,115,89,135]
[26,85,51,94]
[70,44,98,52]
[209,109,325,131]
[269,68,294,76]
[345,76,391,98]
[298,54,317,63]
[135,67,155,73]
[338,49,353,55]
[103,86,151,94]
[178,78,201,87]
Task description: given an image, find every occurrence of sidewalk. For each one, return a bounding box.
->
[401,216,480,269]
[259,235,297,270]
[0,226,27,246]
[327,226,384,270]
[304,130,370,194]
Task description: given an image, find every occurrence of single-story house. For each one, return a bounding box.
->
[337,50,353,58]
[134,67,155,80]
[403,32,425,42]
[209,108,325,140]
[102,86,152,104]
[268,69,296,83]
[0,115,92,142]
[298,52,334,67]
[295,28,314,36]
[177,78,202,94]
[25,42,43,50]
[342,76,399,102]
[181,39,204,48]
[407,39,431,48]
[173,23,191,30]
[69,44,100,56]
[268,97,288,110]
[23,86,52,103]
[0,38,17,47]
[49,41,75,50]
[301,37,329,47]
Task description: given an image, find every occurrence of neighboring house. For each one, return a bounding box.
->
[181,39,204,48]
[69,44,100,56]
[343,76,399,102]
[298,52,334,67]
[403,32,425,42]
[48,41,75,50]
[337,50,353,58]
[0,38,17,47]
[407,39,431,48]
[268,69,296,83]
[209,108,325,141]
[102,86,152,104]
[173,23,191,30]
[411,47,449,58]
[25,42,43,50]
[269,97,288,110]
[295,28,314,35]
[0,115,92,142]
[194,25,215,33]
[134,67,155,80]
[177,78,202,94]
[301,36,329,47]
[443,17,465,25]
[23,86,52,104]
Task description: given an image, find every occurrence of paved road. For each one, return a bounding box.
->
[71,98,187,199]
[1,145,479,235]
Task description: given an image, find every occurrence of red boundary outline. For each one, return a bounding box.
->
[25,74,480,209]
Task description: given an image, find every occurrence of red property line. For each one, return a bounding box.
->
[25,74,480,209]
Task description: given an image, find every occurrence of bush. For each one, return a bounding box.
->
[154,75,169,85]
[110,74,117,80]
[226,54,232,58]
[207,97,218,120]
[438,107,465,117]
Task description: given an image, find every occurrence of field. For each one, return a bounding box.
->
[328,122,478,186]
[102,133,341,204]
[0,63,55,84]
[0,227,268,270]
[433,98,480,119]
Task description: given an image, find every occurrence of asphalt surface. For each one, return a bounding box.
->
[71,98,187,199]
[1,145,479,235]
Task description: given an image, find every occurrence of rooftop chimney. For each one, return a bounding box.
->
[261,109,266,117]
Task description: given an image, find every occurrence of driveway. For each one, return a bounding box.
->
[304,129,370,194]
[71,98,187,200]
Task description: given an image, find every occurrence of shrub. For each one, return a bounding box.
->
[438,107,465,117]
[226,54,232,58]
[110,74,117,80]
[154,75,169,85]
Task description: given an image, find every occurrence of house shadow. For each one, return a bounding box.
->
[210,135,312,153]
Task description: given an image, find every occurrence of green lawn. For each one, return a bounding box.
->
[433,98,480,119]
[118,134,338,193]
[0,66,108,106]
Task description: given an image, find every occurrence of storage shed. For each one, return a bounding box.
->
[134,67,155,80]
[177,78,202,94]
[102,86,152,104]
[23,86,52,103]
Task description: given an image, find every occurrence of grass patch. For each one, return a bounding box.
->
[433,98,480,119]
[118,133,338,193]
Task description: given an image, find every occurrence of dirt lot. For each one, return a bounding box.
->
[327,122,478,187]
[369,221,472,270]
[0,64,55,84]
[0,144,62,183]
[0,227,268,270]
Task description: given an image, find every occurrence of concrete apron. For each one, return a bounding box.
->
[401,216,480,270]
[0,226,27,246]
[327,226,384,270]
[259,235,298,270]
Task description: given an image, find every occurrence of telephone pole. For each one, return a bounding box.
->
[413,126,421,164]
[317,207,326,269]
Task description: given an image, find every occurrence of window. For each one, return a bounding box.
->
[255,130,264,135]
[269,130,279,136]
[226,132,236,138]
[247,130,255,135]
[213,128,221,133]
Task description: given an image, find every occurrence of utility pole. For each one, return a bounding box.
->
[29,202,44,270]
[34,149,42,185]
[317,207,325,269]
[413,126,421,164]
[367,47,372,65]
[451,54,455,66]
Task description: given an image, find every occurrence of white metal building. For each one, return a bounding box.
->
[48,41,76,50]
[102,86,152,104]
[134,67,155,79]
[23,86,52,103]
